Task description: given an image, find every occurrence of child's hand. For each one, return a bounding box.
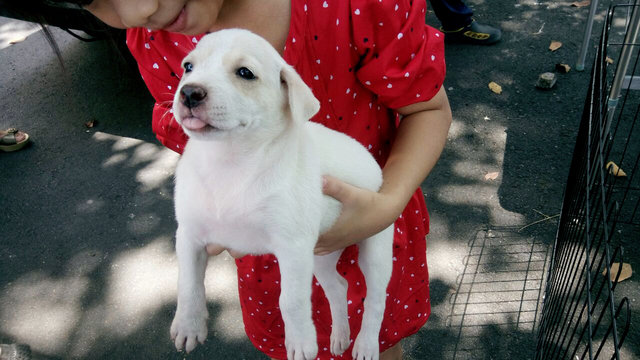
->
[314,175,398,255]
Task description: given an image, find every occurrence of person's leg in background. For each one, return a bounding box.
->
[429,0,502,45]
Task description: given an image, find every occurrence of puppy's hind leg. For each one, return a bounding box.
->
[352,225,394,360]
[314,251,350,356]
[170,227,209,353]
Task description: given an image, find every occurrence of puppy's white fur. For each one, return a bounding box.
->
[170,29,393,360]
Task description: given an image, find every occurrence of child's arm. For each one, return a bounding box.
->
[314,86,452,255]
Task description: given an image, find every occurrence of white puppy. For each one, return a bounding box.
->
[169,29,393,360]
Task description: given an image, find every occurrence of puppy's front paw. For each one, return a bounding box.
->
[352,332,379,360]
[330,320,350,356]
[285,332,318,360]
[170,310,208,353]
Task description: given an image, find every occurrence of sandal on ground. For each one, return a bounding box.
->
[0,128,30,152]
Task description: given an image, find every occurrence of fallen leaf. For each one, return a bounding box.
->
[606,56,614,64]
[571,0,591,7]
[603,262,632,282]
[484,172,500,180]
[8,36,27,45]
[84,120,97,128]
[555,63,571,73]
[549,41,563,51]
[488,82,502,94]
[606,161,627,177]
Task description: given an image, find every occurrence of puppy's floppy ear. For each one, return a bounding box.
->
[280,64,320,122]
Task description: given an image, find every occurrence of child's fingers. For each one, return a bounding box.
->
[322,175,355,203]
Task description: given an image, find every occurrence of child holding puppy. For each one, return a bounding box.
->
[33,0,452,358]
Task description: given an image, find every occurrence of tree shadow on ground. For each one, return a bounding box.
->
[0,29,262,359]
[2,1,639,358]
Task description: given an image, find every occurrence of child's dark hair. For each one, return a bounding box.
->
[0,0,129,68]
[0,0,110,40]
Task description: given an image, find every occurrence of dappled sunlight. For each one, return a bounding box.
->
[426,112,526,305]
[514,1,585,10]
[0,19,259,359]
[436,117,526,226]
[613,16,632,29]
[205,255,247,340]
[0,235,247,358]
[443,228,548,357]
[78,237,244,355]
[102,237,177,330]
[451,160,500,180]
[500,15,532,34]
[93,131,179,192]
[102,152,128,168]
[448,115,509,164]
[130,142,171,167]
[437,184,525,226]
[504,0,602,37]
[95,131,144,152]
[0,19,39,50]
[135,148,179,192]
[1,1,596,356]
[425,214,466,285]
[103,237,240,328]
[0,267,90,355]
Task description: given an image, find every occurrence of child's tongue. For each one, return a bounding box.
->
[182,117,208,130]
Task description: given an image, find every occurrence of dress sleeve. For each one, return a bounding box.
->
[126,28,199,153]
[350,0,445,109]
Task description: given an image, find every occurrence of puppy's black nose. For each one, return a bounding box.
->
[180,85,207,109]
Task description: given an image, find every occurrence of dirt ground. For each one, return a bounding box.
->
[0,0,638,359]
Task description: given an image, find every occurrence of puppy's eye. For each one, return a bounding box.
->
[184,62,193,73]
[236,67,256,80]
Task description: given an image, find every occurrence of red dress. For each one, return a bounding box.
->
[126,0,445,358]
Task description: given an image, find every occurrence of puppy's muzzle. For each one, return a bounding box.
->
[180,85,207,109]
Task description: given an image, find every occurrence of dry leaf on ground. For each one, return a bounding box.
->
[606,56,615,64]
[488,82,502,94]
[603,263,632,282]
[606,161,627,177]
[484,172,500,180]
[85,120,97,128]
[571,0,591,7]
[549,41,563,51]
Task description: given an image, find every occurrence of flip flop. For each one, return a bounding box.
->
[0,128,30,152]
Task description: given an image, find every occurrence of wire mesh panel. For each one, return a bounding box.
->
[535,5,637,360]
[446,227,548,359]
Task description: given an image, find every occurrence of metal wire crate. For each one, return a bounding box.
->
[446,227,548,359]
[535,4,637,359]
